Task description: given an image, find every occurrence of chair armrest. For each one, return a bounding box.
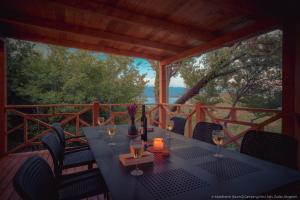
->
[65,135,86,140]
[64,145,90,154]
[59,168,100,187]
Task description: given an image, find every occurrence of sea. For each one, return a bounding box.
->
[143,86,185,104]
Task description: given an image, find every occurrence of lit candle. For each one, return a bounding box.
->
[153,138,164,151]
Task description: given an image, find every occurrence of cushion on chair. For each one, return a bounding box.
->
[63,149,95,169]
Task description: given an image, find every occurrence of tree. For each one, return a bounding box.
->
[178,30,282,110]
[12,45,147,104]
[179,46,246,104]
[6,39,42,104]
[220,31,282,110]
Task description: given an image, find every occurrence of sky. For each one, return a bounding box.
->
[33,42,186,88]
[133,58,185,87]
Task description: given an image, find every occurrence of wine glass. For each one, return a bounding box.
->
[166,120,174,131]
[212,130,225,158]
[166,120,174,139]
[107,124,116,146]
[97,117,105,126]
[130,139,144,176]
[96,117,105,133]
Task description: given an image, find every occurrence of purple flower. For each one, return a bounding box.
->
[127,103,138,118]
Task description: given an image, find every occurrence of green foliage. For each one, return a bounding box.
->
[179,30,282,109]
[221,31,282,109]
[180,57,225,105]
[8,43,147,104]
[6,39,42,104]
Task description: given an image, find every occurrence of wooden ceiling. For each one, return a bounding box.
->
[0,0,280,64]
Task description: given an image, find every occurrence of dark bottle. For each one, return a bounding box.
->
[141,104,148,142]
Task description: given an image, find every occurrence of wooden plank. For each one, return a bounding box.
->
[204,105,282,113]
[0,24,163,61]
[0,13,183,53]
[51,0,215,42]
[7,123,24,135]
[6,104,91,108]
[0,39,6,156]
[161,19,280,65]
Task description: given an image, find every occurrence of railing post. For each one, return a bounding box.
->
[0,39,6,156]
[24,118,28,144]
[76,115,80,136]
[196,103,205,123]
[230,108,237,121]
[92,101,100,126]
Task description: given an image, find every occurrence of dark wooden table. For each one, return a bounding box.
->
[83,125,300,200]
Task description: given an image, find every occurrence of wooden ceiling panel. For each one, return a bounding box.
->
[64,8,109,31]
[0,0,280,62]
[167,1,245,31]
[112,0,186,19]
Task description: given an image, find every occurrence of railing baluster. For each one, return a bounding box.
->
[92,101,100,126]
[76,115,80,136]
[4,103,282,153]
[24,117,28,145]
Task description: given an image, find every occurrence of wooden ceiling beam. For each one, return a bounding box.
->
[51,0,215,42]
[0,12,183,53]
[161,19,280,65]
[0,25,162,61]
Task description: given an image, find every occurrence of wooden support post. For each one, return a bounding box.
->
[23,118,28,144]
[282,19,300,169]
[282,20,300,136]
[92,101,100,126]
[195,103,205,123]
[159,62,167,128]
[0,39,6,156]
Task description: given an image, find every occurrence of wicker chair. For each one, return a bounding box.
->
[41,132,95,178]
[170,117,187,135]
[52,123,89,152]
[240,130,298,169]
[13,156,108,200]
[192,122,223,144]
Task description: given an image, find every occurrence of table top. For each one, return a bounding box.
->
[83,125,300,200]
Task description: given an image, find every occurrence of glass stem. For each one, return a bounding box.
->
[135,159,139,171]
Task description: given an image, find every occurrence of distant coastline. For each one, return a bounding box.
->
[143,86,185,104]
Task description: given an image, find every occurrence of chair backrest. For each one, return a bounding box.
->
[240,130,298,169]
[170,117,187,135]
[52,123,66,147]
[41,132,64,177]
[192,122,223,144]
[13,156,58,200]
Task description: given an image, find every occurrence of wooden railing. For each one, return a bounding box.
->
[5,102,282,153]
